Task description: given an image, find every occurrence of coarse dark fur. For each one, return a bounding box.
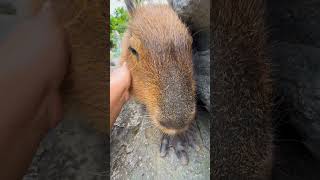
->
[211,0,273,179]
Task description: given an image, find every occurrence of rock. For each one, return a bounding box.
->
[193,50,210,110]
[111,100,210,179]
[23,113,108,180]
[169,0,210,111]
[167,0,209,31]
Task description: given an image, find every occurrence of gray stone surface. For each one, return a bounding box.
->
[193,50,210,110]
[23,113,108,180]
[111,100,210,180]
[168,0,209,31]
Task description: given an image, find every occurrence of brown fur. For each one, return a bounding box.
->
[121,4,196,135]
[32,0,108,133]
[211,0,272,179]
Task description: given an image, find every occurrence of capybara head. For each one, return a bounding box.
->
[121,1,196,135]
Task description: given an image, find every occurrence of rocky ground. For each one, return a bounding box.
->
[111,100,210,180]
[23,113,108,180]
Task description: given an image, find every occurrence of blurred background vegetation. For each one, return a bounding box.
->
[110,0,148,62]
[110,5,128,61]
[110,7,128,50]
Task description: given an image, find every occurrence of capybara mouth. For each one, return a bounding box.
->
[157,121,190,135]
[153,108,196,135]
[159,121,184,129]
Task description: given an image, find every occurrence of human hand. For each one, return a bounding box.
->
[0,1,69,179]
[0,0,68,129]
[110,63,131,128]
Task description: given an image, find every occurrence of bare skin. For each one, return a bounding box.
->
[110,63,131,129]
[0,1,68,179]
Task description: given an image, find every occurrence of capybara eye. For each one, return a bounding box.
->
[128,46,139,60]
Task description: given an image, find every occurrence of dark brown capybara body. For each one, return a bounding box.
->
[211,0,273,179]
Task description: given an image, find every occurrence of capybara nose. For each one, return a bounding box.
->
[159,120,186,130]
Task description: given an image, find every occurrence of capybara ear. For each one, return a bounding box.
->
[124,0,136,16]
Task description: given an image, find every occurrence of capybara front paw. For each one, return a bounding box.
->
[159,122,200,165]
